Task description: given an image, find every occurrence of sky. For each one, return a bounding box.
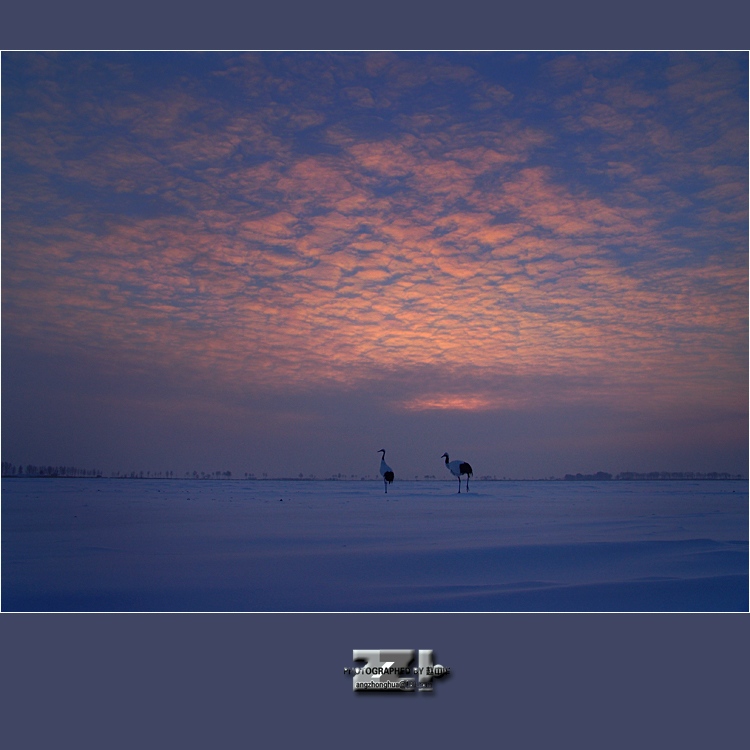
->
[2,51,748,480]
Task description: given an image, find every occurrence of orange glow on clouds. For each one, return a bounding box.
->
[3,52,747,422]
[400,394,518,412]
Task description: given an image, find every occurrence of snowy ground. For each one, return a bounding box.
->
[2,478,747,611]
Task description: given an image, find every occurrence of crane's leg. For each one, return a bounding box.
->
[384,478,388,494]
[466,475,470,492]
[457,476,461,493]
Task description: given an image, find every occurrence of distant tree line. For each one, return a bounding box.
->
[564,471,742,481]
[565,472,614,481]
[2,463,103,478]
[111,470,177,478]
[3,462,743,481]
[1,463,232,479]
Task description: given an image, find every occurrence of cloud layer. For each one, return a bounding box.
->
[3,52,747,475]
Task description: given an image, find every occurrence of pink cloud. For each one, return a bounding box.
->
[3,52,746,428]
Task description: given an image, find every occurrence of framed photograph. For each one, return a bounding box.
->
[2,3,747,746]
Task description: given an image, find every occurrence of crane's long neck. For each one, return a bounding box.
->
[444,454,449,465]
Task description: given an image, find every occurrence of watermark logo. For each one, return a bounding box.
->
[344,649,450,693]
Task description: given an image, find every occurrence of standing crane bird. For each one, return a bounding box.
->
[441,453,473,493]
[378,449,394,494]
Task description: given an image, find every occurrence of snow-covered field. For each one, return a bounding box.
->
[2,478,747,611]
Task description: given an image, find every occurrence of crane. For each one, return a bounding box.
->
[378,449,394,494]
[441,452,473,493]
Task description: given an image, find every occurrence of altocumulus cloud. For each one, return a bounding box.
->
[2,51,747,477]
